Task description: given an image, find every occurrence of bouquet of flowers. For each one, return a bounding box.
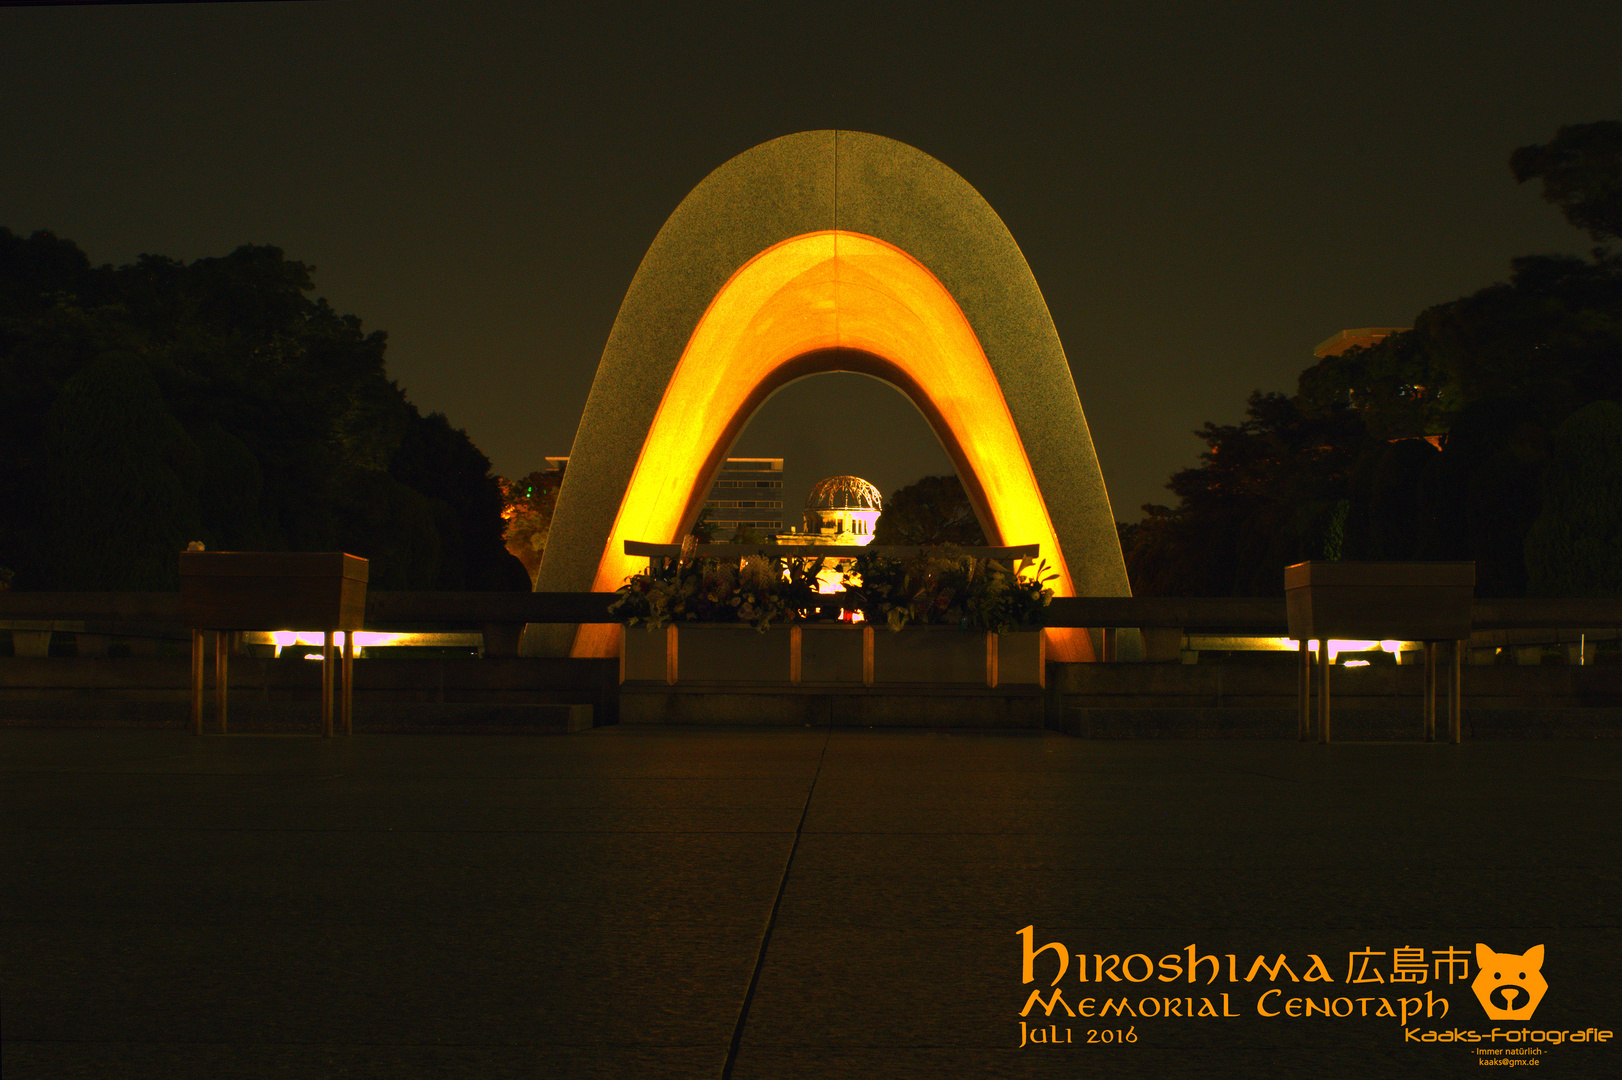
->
[609,540,827,632]
[839,546,1053,633]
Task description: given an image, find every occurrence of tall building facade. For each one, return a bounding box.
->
[543,456,783,535]
[703,458,783,535]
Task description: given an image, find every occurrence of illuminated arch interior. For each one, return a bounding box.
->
[574,230,1095,662]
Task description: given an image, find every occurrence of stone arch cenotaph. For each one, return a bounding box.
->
[523,130,1131,663]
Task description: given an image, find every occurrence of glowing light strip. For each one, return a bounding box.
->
[270,631,407,656]
[573,230,1094,661]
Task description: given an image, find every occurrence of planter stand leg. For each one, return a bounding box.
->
[1317,637,1330,744]
[1449,639,1463,744]
[190,630,205,736]
[342,630,354,736]
[1297,637,1310,741]
[1423,642,1437,742]
[215,630,229,735]
[322,630,334,737]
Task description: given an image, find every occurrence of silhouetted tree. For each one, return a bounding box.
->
[31,352,203,590]
[1124,118,1622,597]
[1511,119,1622,244]
[389,407,529,590]
[1524,400,1622,597]
[873,474,988,546]
[0,228,524,591]
[1120,392,1362,596]
[1340,436,1438,562]
[499,467,564,585]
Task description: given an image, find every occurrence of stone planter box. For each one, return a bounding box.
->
[621,624,676,683]
[1285,561,1475,746]
[621,623,792,684]
[178,551,368,738]
[1285,561,1474,641]
[620,622,1045,687]
[993,628,1045,688]
[676,623,795,683]
[800,623,867,683]
[179,551,368,631]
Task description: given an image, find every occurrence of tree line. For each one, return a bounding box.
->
[37,119,1603,598]
[1119,118,1622,598]
[0,232,529,592]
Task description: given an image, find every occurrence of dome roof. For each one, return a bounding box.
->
[805,475,882,511]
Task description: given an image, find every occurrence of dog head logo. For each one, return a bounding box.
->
[1472,943,1547,1020]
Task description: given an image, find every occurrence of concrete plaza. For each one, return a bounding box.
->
[4,726,1618,1079]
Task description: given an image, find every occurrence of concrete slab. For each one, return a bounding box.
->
[3,727,1617,1079]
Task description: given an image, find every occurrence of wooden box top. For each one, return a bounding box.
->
[1284,561,1474,591]
[179,551,369,582]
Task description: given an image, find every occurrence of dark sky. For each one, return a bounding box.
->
[3,1,1616,523]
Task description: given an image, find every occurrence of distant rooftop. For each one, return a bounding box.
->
[805,475,882,511]
[1313,327,1408,358]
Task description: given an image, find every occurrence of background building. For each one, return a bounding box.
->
[1312,327,1406,357]
[703,458,783,536]
[545,456,784,537]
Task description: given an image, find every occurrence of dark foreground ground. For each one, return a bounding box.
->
[3,726,1618,1079]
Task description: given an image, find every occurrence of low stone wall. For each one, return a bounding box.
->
[7,653,1620,736]
[1056,705,1622,740]
[617,683,1044,727]
[1047,660,1622,738]
[0,655,618,730]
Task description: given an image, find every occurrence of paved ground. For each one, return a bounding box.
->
[3,726,1618,1079]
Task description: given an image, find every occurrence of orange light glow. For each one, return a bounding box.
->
[573,230,1094,661]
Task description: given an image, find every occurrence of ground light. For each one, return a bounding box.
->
[269,631,405,658]
[1280,639,1414,663]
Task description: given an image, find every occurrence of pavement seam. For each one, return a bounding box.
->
[720,725,832,1079]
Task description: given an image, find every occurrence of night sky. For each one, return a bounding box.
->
[4,1,1616,524]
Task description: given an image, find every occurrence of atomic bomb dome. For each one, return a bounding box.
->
[775,474,883,546]
[805,475,882,513]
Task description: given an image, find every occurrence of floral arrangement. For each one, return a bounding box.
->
[839,546,1054,633]
[610,541,1054,635]
[608,541,827,632]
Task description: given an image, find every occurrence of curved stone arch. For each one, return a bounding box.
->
[527,131,1129,661]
